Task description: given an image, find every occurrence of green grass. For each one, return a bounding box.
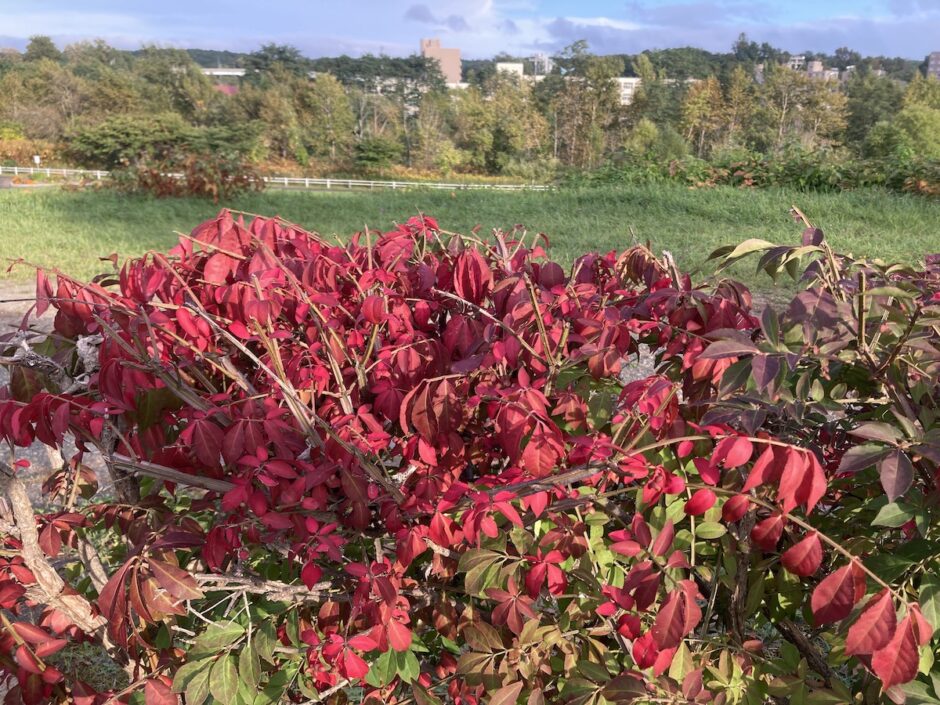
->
[0,184,936,290]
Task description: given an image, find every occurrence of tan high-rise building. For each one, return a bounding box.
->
[929,52,940,79]
[420,38,462,85]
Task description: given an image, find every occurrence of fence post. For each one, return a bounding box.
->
[326,179,331,189]
[305,178,310,188]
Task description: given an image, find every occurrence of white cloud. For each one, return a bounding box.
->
[562,16,643,31]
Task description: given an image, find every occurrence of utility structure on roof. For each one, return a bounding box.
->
[420,38,462,85]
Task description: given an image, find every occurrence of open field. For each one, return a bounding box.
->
[0,184,936,289]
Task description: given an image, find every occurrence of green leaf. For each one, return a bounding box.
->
[669,642,694,681]
[464,561,502,597]
[184,667,212,705]
[576,659,610,682]
[872,501,916,527]
[191,623,245,656]
[366,649,399,688]
[255,620,277,664]
[399,649,421,684]
[696,522,727,540]
[239,642,261,690]
[412,683,445,705]
[458,548,502,573]
[715,239,776,268]
[920,573,940,634]
[863,286,915,298]
[209,655,239,705]
[902,680,940,705]
[171,658,212,693]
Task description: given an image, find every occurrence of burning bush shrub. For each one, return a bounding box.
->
[0,208,938,704]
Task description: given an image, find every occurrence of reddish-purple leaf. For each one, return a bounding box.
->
[871,616,919,688]
[684,489,716,516]
[811,563,866,626]
[148,559,204,601]
[879,450,913,502]
[781,532,823,577]
[845,590,897,656]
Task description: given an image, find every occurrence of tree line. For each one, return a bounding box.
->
[0,35,937,181]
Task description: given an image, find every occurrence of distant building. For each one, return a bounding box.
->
[420,38,462,85]
[531,53,554,76]
[787,55,806,71]
[495,62,524,78]
[929,52,940,79]
[806,60,825,78]
[201,67,246,77]
[614,77,643,106]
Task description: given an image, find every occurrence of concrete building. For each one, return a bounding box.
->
[929,52,940,79]
[787,55,806,71]
[201,67,246,77]
[420,38,462,85]
[806,60,825,78]
[531,53,554,76]
[614,77,643,106]
[495,61,524,78]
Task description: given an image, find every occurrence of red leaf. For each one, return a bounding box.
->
[714,436,753,468]
[811,563,866,626]
[338,648,370,680]
[722,494,751,523]
[301,563,322,590]
[203,253,234,284]
[361,295,386,324]
[347,634,379,652]
[871,616,919,688]
[148,559,204,601]
[650,520,675,557]
[34,638,68,658]
[684,489,716,516]
[751,514,785,551]
[845,590,897,656]
[909,604,934,645]
[144,678,177,705]
[651,581,701,650]
[453,249,492,306]
[387,619,412,652]
[781,532,823,577]
[183,418,224,469]
[10,622,51,645]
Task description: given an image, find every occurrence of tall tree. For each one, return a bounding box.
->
[844,73,903,147]
[23,36,62,63]
[299,74,355,161]
[245,44,310,83]
[761,66,812,149]
[681,76,725,156]
[134,47,215,119]
[723,66,756,146]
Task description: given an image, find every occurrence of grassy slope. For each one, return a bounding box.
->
[0,185,936,289]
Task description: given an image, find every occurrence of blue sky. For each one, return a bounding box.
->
[0,1,937,59]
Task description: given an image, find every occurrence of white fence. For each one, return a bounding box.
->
[0,165,551,192]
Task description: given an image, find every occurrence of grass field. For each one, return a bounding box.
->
[0,184,936,290]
